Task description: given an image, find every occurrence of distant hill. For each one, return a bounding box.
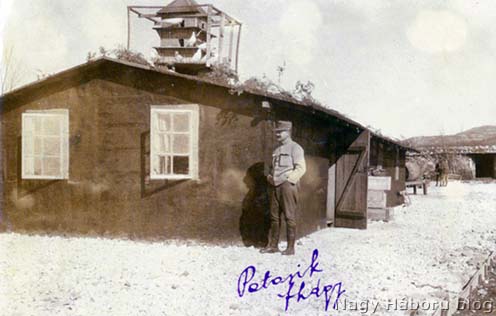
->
[404,125,496,149]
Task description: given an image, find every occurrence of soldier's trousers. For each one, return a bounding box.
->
[269,181,298,231]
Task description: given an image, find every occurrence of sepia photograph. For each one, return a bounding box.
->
[1,0,496,315]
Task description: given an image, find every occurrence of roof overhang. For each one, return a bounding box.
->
[1,57,413,151]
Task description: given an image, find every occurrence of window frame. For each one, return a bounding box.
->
[150,104,199,180]
[21,109,69,180]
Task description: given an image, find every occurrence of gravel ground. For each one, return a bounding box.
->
[0,181,495,316]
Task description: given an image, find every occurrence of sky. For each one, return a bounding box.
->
[1,0,495,139]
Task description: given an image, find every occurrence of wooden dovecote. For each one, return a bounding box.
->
[127,0,242,75]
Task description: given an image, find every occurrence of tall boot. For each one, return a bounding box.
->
[282,226,296,256]
[260,222,280,253]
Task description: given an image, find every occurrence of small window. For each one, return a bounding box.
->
[150,104,199,180]
[22,109,69,179]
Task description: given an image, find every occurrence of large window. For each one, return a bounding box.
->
[22,109,69,179]
[150,104,199,180]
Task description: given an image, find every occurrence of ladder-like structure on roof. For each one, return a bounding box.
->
[127,0,242,75]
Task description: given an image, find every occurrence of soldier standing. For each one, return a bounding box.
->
[435,161,441,186]
[441,158,450,187]
[260,121,306,256]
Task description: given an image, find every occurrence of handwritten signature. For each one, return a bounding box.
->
[237,249,346,312]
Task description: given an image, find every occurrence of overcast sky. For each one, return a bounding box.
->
[1,0,495,139]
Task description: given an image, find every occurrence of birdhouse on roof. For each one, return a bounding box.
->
[128,0,242,75]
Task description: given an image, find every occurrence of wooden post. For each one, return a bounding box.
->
[423,182,428,195]
[413,185,417,195]
[218,14,225,64]
[127,7,131,50]
[206,5,212,67]
[395,147,400,181]
[228,23,234,65]
[235,24,242,73]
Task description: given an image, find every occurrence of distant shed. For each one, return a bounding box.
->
[411,145,496,179]
[468,153,496,178]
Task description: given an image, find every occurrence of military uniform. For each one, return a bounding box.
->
[261,121,306,255]
[441,159,450,186]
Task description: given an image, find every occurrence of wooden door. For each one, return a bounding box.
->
[326,165,336,225]
[334,130,370,229]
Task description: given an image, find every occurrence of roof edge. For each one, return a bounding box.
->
[1,56,412,151]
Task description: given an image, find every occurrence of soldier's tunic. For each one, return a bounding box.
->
[269,139,306,228]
